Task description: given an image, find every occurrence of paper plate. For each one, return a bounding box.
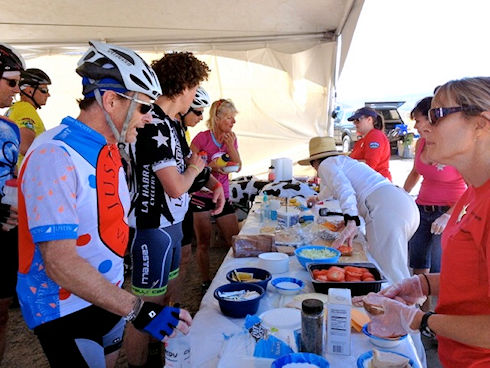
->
[259,308,301,330]
[357,350,418,368]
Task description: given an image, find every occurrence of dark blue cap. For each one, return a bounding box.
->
[347,107,378,121]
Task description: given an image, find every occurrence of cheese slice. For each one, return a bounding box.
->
[351,309,371,332]
[370,349,411,368]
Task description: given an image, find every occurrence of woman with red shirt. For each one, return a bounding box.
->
[348,107,392,181]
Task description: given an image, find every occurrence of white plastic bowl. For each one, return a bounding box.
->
[362,324,407,349]
[258,252,289,274]
[222,165,240,173]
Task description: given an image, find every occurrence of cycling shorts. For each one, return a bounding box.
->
[181,209,194,246]
[34,304,125,368]
[189,195,236,218]
[0,227,18,299]
[130,223,183,297]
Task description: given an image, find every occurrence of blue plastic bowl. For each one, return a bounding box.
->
[295,245,341,270]
[213,282,265,318]
[271,277,305,295]
[226,267,272,291]
[362,323,407,348]
[272,352,330,368]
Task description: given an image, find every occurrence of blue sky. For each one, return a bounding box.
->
[337,0,489,110]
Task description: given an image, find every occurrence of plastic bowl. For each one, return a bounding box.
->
[271,352,330,368]
[362,323,407,349]
[258,252,290,274]
[222,165,240,173]
[271,277,305,295]
[214,282,265,318]
[225,267,272,291]
[295,245,341,270]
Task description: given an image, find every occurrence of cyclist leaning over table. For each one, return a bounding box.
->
[5,68,51,169]
[0,42,25,365]
[16,41,192,368]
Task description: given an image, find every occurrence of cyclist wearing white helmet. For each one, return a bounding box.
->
[0,42,25,365]
[6,68,52,168]
[17,41,192,368]
[179,86,211,142]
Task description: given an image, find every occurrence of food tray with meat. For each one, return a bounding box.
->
[307,262,387,296]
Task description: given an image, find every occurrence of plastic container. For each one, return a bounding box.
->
[258,252,289,274]
[271,352,329,368]
[362,324,407,348]
[225,267,272,291]
[271,277,305,296]
[295,245,341,270]
[277,209,299,227]
[213,283,265,318]
[164,330,191,367]
[300,299,325,356]
[307,263,387,296]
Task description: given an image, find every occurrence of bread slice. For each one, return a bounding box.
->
[370,349,410,368]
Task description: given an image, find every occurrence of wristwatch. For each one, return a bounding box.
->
[419,311,436,338]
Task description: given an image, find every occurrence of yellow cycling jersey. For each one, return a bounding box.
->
[6,101,46,168]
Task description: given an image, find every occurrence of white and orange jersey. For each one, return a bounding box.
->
[17,116,129,329]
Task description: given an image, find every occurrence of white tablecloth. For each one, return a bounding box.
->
[189,202,424,368]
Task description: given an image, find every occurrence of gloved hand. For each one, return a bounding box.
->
[332,220,358,247]
[367,297,420,338]
[132,302,191,341]
[431,213,450,235]
[306,196,319,208]
[379,275,427,305]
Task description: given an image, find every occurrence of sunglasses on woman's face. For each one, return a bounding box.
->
[2,77,20,88]
[190,107,203,116]
[428,105,481,125]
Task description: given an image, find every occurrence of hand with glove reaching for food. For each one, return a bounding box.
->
[379,275,427,306]
[332,220,358,247]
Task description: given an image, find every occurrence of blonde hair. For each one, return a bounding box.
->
[206,99,238,130]
[435,77,490,115]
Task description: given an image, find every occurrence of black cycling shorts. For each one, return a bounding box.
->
[181,209,194,246]
[34,304,125,368]
[0,227,18,299]
[189,195,236,218]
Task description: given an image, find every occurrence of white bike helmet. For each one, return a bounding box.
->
[76,40,161,99]
[0,43,25,76]
[190,86,210,109]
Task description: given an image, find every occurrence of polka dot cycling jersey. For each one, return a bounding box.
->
[17,117,130,329]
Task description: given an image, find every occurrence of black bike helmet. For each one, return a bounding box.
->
[0,43,25,76]
[20,68,51,87]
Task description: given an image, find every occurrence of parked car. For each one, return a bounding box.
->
[333,102,406,153]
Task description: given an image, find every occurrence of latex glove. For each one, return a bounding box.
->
[379,275,427,305]
[367,297,420,338]
[431,213,450,235]
[332,220,357,247]
[133,302,192,342]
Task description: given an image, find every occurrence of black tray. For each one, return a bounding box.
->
[307,262,387,296]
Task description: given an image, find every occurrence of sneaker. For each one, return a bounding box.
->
[201,280,212,294]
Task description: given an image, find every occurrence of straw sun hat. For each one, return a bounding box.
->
[298,136,346,166]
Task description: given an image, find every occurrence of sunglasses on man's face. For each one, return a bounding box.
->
[114,91,153,114]
[38,87,49,94]
[190,107,203,116]
[2,77,20,88]
[428,105,481,125]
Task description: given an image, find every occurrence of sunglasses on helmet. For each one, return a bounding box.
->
[428,105,482,125]
[2,77,20,88]
[189,107,203,116]
[114,91,153,114]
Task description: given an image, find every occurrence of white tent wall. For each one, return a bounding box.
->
[1,0,364,177]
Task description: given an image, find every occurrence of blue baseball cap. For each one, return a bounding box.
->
[347,107,378,121]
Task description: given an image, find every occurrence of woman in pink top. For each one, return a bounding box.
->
[403,97,466,305]
[190,99,242,292]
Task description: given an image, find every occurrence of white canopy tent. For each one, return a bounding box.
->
[2,0,364,177]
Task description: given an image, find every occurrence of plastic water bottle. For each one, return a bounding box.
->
[261,193,270,222]
[164,331,191,367]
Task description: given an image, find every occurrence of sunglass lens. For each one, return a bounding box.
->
[39,88,49,94]
[428,109,438,125]
[139,104,152,114]
[193,109,202,116]
[4,78,18,88]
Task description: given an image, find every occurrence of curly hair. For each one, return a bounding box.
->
[151,52,210,98]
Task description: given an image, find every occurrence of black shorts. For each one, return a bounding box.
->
[181,209,194,246]
[189,195,236,218]
[34,305,125,367]
[0,227,18,299]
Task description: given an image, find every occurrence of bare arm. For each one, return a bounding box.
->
[403,139,421,193]
[19,127,36,156]
[155,153,204,198]
[39,239,137,317]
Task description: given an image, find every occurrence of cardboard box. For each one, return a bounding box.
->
[327,288,351,355]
